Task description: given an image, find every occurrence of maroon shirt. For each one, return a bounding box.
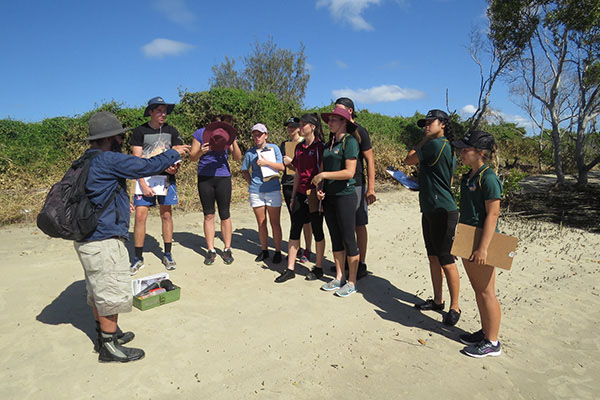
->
[292,140,324,194]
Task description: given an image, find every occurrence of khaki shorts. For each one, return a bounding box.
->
[74,238,132,316]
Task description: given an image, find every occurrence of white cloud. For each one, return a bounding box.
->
[461,104,478,115]
[142,38,194,58]
[153,0,196,26]
[316,0,381,31]
[332,85,425,103]
[336,60,349,69]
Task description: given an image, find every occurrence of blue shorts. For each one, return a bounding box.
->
[133,183,178,207]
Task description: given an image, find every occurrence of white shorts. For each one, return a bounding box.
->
[249,191,283,208]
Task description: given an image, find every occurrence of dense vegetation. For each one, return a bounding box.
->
[0,88,563,225]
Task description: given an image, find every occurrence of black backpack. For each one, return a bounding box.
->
[37,151,119,241]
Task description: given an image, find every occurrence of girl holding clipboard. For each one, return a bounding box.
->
[453,131,503,358]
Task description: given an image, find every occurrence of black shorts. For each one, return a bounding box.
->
[421,210,458,266]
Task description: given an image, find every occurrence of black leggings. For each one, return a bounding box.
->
[323,192,359,256]
[289,193,325,242]
[197,175,231,220]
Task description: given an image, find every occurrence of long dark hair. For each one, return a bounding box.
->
[300,113,325,143]
[441,118,455,153]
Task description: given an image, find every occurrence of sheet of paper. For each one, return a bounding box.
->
[259,147,279,181]
[135,175,168,196]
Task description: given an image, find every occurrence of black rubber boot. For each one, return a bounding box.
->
[94,322,135,352]
[98,331,145,363]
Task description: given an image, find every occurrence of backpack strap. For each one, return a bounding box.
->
[85,150,123,223]
[428,139,448,167]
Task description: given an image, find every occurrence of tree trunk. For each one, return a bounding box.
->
[550,125,565,185]
[575,122,588,187]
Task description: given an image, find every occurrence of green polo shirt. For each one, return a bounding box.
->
[459,164,502,229]
[323,133,359,196]
[416,137,457,213]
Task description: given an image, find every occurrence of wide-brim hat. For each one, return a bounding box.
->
[417,109,449,127]
[143,96,175,117]
[452,130,496,150]
[321,107,356,132]
[202,121,237,152]
[83,111,130,141]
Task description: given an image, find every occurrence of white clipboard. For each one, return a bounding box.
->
[135,176,168,196]
[259,147,279,181]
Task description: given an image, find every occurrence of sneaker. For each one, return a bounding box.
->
[130,257,144,276]
[463,339,502,358]
[204,249,217,265]
[274,269,295,283]
[335,283,357,297]
[222,248,234,265]
[414,299,445,311]
[459,329,485,346]
[305,267,324,281]
[299,249,310,263]
[98,333,145,363]
[255,250,269,262]
[443,308,461,326]
[321,279,342,291]
[357,262,368,279]
[162,253,176,270]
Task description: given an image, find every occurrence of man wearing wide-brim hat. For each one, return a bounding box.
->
[75,111,190,362]
[129,96,184,275]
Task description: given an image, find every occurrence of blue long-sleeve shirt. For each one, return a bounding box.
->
[82,148,180,242]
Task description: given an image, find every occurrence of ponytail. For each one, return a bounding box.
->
[442,119,455,153]
[312,113,325,143]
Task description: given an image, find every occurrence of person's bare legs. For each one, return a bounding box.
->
[315,239,325,268]
[303,222,312,254]
[441,261,460,312]
[133,206,149,248]
[94,307,118,333]
[463,259,501,341]
[333,250,346,281]
[287,239,300,271]
[356,225,368,264]
[204,214,216,250]
[428,256,445,305]
[221,217,233,249]
[347,254,359,286]
[159,205,173,244]
[267,206,282,252]
[253,206,269,251]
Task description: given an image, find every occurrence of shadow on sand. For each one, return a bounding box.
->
[360,273,469,343]
[36,280,96,347]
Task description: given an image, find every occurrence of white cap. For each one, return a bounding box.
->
[251,123,268,134]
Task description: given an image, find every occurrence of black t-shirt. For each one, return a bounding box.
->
[130,122,183,183]
[354,123,372,186]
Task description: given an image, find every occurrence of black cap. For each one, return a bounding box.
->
[453,130,496,150]
[284,117,300,127]
[417,109,449,127]
[335,97,357,118]
[299,113,319,126]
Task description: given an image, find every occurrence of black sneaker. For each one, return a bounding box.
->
[204,249,217,265]
[443,308,461,326]
[274,268,295,283]
[255,250,269,262]
[222,248,234,265]
[305,267,324,281]
[459,329,485,345]
[98,333,145,363]
[357,262,368,279]
[272,251,283,264]
[414,299,445,311]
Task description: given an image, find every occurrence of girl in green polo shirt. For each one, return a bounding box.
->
[311,108,361,298]
[404,109,462,326]
[453,130,503,358]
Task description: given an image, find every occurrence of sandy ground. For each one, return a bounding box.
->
[1,186,599,399]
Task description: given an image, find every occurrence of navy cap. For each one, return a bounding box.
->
[417,109,449,127]
[143,96,175,117]
[283,117,300,127]
[453,130,496,150]
[335,97,357,118]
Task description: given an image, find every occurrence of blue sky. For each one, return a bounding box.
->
[1,0,531,131]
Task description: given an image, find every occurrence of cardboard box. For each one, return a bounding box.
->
[133,286,181,311]
[451,223,518,270]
